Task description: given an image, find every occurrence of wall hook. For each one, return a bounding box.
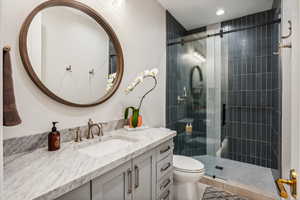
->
[66,65,72,72]
[3,45,11,52]
[89,69,95,75]
[282,20,292,39]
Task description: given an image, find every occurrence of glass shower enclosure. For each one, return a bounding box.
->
[166,9,281,191]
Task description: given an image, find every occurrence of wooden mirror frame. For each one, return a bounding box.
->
[19,0,124,107]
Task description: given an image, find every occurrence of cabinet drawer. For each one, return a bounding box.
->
[157,154,173,181]
[157,173,173,197]
[158,187,173,200]
[156,140,173,161]
[56,182,91,200]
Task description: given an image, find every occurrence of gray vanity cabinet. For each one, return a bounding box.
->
[92,161,132,200]
[56,139,174,200]
[92,150,156,200]
[56,182,91,200]
[132,150,156,200]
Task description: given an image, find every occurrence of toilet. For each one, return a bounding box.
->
[173,155,205,200]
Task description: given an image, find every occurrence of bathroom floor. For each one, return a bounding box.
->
[202,187,248,200]
[194,155,278,196]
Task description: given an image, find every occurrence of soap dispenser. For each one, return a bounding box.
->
[48,122,60,151]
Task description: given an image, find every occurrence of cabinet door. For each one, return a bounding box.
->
[92,161,132,200]
[56,182,90,200]
[132,150,156,200]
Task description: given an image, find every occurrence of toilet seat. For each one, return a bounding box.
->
[173,155,205,173]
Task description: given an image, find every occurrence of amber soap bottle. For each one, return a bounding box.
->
[48,122,61,151]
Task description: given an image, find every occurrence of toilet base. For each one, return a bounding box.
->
[173,182,206,200]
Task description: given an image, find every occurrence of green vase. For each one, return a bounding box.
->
[124,107,141,128]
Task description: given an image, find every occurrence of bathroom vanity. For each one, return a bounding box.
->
[4,128,176,200]
[58,139,173,200]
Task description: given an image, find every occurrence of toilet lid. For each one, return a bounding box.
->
[173,155,205,173]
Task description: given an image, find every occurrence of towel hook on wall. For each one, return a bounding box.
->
[66,65,72,72]
[3,45,11,52]
[89,68,95,75]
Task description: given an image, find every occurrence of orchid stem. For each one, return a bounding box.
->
[138,76,157,110]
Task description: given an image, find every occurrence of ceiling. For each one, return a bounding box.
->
[157,0,274,30]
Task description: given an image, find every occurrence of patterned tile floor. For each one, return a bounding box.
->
[202,187,248,200]
[194,155,278,196]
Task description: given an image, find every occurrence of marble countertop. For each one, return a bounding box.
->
[4,128,176,200]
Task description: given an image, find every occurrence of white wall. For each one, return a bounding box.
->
[282,0,300,184]
[281,0,293,180]
[0,0,3,197]
[3,0,166,139]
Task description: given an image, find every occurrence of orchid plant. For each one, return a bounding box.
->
[106,73,117,92]
[124,68,158,128]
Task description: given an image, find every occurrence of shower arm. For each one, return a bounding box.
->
[281,20,292,39]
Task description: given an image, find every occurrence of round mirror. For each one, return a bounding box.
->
[190,66,204,96]
[20,0,124,107]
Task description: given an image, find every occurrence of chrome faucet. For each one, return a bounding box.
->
[87,119,103,139]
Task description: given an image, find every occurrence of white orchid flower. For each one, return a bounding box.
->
[143,70,150,76]
[125,68,158,111]
[135,75,144,83]
[125,68,159,95]
[106,73,117,92]
[150,68,158,77]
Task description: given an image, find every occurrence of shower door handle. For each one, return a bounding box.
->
[222,104,226,126]
[276,169,297,199]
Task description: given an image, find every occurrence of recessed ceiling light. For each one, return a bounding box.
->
[216,9,225,16]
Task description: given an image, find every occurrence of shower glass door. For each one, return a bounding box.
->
[166,6,281,194]
[168,28,224,178]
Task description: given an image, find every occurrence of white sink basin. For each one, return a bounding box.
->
[78,136,137,158]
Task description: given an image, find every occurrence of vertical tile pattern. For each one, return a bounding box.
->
[166,12,207,156]
[166,11,188,155]
[221,9,281,169]
[109,41,117,74]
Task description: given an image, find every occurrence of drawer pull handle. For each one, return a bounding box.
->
[160,146,171,154]
[127,169,132,194]
[161,163,171,172]
[160,178,171,190]
[161,190,170,200]
[134,165,139,189]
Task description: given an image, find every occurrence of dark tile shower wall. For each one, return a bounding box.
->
[221,9,281,169]
[109,41,117,74]
[166,11,187,154]
[166,11,186,130]
[166,12,207,156]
